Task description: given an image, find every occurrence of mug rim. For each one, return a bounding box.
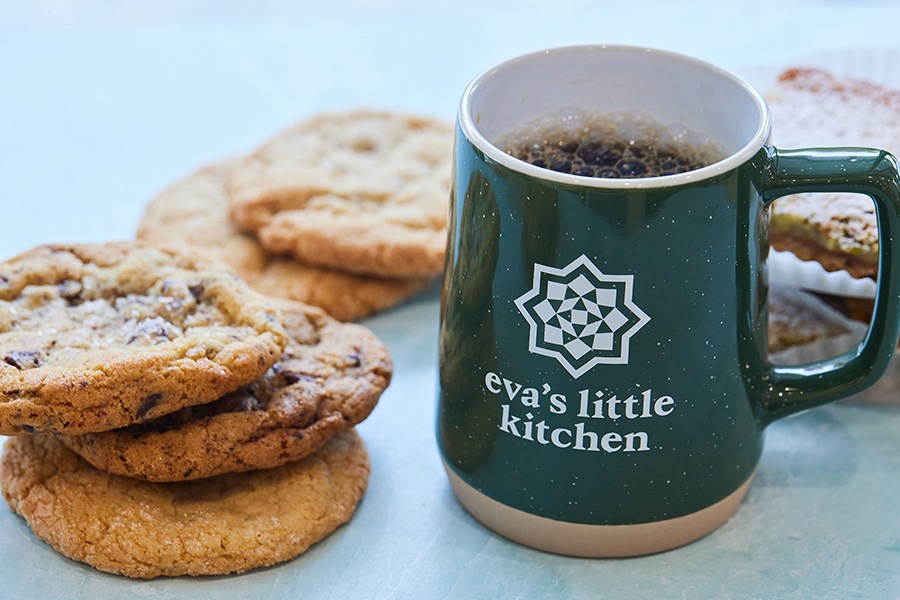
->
[459,44,772,189]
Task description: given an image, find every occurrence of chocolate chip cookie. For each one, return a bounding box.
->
[61,299,391,481]
[138,159,433,321]
[226,110,453,279]
[1,430,369,579]
[0,243,288,435]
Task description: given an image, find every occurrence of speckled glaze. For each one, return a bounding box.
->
[437,46,900,555]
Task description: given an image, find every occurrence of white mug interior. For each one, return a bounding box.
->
[460,45,771,189]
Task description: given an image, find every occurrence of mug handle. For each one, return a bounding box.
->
[755,147,900,425]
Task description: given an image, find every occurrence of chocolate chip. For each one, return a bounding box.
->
[348,351,361,367]
[126,319,170,344]
[57,279,82,304]
[3,350,41,370]
[188,284,205,300]
[21,424,35,434]
[136,392,163,420]
[281,370,315,385]
[182,468,194,478]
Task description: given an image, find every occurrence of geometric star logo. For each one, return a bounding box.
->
[514,255,651,378]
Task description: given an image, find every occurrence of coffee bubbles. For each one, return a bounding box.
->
[499,109,725,179]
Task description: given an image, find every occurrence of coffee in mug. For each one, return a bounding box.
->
[498,110,723,178]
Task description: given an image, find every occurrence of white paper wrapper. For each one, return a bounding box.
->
[769,250,876,299]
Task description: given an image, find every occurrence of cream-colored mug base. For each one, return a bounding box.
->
[444,462,754,557]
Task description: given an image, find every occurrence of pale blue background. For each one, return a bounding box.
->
[1,2,899,598]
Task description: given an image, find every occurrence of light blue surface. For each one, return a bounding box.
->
[1,3,900,598]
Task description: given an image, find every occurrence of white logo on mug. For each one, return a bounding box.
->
[515,255,650,377]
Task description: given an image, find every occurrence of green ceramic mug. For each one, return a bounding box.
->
[437,45,900,557]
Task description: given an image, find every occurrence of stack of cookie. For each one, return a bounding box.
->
[0,242,392,578]
[137,109,455,322]
[765,67,900,353]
